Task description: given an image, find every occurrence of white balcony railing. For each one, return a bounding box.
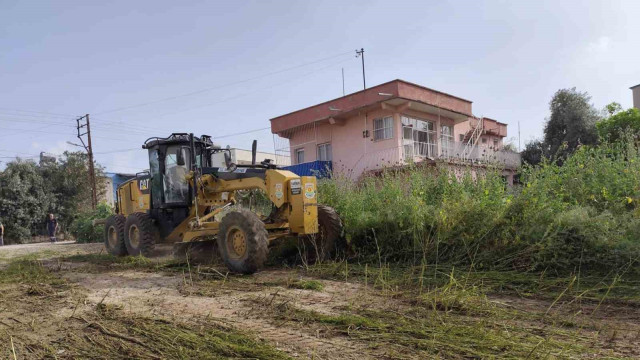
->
[407,140,521,168]
[343,140,521,180]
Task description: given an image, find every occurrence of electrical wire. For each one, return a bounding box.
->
[153,57,353,118]
[1,53,353,168]
[93,50,353,115]
[212,127,271,139]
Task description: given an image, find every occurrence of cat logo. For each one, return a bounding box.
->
[139,179,149,191]
[304,183,315,199]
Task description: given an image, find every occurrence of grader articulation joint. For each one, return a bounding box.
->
[103,133,341,274]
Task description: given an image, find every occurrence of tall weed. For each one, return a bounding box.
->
[319,140,640,275]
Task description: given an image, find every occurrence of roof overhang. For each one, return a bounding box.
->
[382,97,470,122]
[270,79,473,134]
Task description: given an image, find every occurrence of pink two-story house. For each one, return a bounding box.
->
[271,79,519,183]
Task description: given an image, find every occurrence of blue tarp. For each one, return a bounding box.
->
[283,161,332,178]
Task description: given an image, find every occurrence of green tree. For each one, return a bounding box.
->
[605,102,623,116]
[0,160,52,241]
[520,140,546,165]
[0,151,107,243]
[543,88,600,162]
[42,151,107,231]
[596,106,640,143]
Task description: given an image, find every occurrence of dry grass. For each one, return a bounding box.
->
[2,246,639,359]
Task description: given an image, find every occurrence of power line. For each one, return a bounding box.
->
[0,111,173,137]
[212,127,270,139]
[0,108,77,118]
[153,57,353,118]
[0,117,77,128]
[93,147,140,155]
[0,126,76,136]
[93,50,353,116]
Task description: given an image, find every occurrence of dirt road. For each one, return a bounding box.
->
[1,241,638,359]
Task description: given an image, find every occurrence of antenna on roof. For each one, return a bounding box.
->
[341,68,345,96]
[355,48,366,90]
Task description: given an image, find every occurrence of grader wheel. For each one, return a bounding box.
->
[104,215,127,256]
[307,205,343,263]
[124,212,158,256]
[218,209,268,274]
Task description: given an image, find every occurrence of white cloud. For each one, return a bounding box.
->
[587,36,611,54]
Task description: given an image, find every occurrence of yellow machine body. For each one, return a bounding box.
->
[116,178,151,216]
[115,169,318,244]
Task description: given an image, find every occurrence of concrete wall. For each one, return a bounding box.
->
[288,107,402,177]
[287,106,465,178]
[438,163,515,186]
[633,86,640,110]
[454,118,506,148]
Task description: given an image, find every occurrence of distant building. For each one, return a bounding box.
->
[631,84,640,110]
[270,79,520,183]
[211,148,289,168]
[102,172,136,207]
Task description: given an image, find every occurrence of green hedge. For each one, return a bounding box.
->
[69,203,113,243]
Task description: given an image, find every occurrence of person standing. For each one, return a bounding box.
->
[46,214,58,243]
[0,219,4,246]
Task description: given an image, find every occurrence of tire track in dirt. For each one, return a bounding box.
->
[63,270,372,359]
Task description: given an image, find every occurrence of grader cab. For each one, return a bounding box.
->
[104,133,341,274]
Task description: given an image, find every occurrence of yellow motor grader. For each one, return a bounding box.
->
[104,133,341,274]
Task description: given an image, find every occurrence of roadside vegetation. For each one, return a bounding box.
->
[0,151,107,243]
[320,94,640,278]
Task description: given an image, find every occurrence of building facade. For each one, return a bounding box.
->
[102,172,136,207]
[271,80,520,183]
[632,84,640,110]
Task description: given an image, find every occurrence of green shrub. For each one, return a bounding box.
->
[69,202,113,243]
[318,140,640,275]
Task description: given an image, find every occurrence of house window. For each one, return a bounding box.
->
[481,138,487,144]
[373,116,393,141]
[295,148,305,164]
[459,134,465,142]
[317,143,332,161]
[493,139,499,149]
[441,125,454,156]
[402,116,436,158]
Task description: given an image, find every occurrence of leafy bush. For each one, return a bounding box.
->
[319,139,640,275]
[596,107,640,143]
[69,203,113,243]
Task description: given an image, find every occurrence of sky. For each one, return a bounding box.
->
[1,0,639,173]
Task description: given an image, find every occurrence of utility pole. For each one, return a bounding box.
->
[518,121,521,152]
[341,67,345,96]
[355,48,366,90]
[76,114,97,209]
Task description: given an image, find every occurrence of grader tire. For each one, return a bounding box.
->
[218,209,268,274]
[124,213,157,257]
[104,215,127,256]
[308,205,343,262]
